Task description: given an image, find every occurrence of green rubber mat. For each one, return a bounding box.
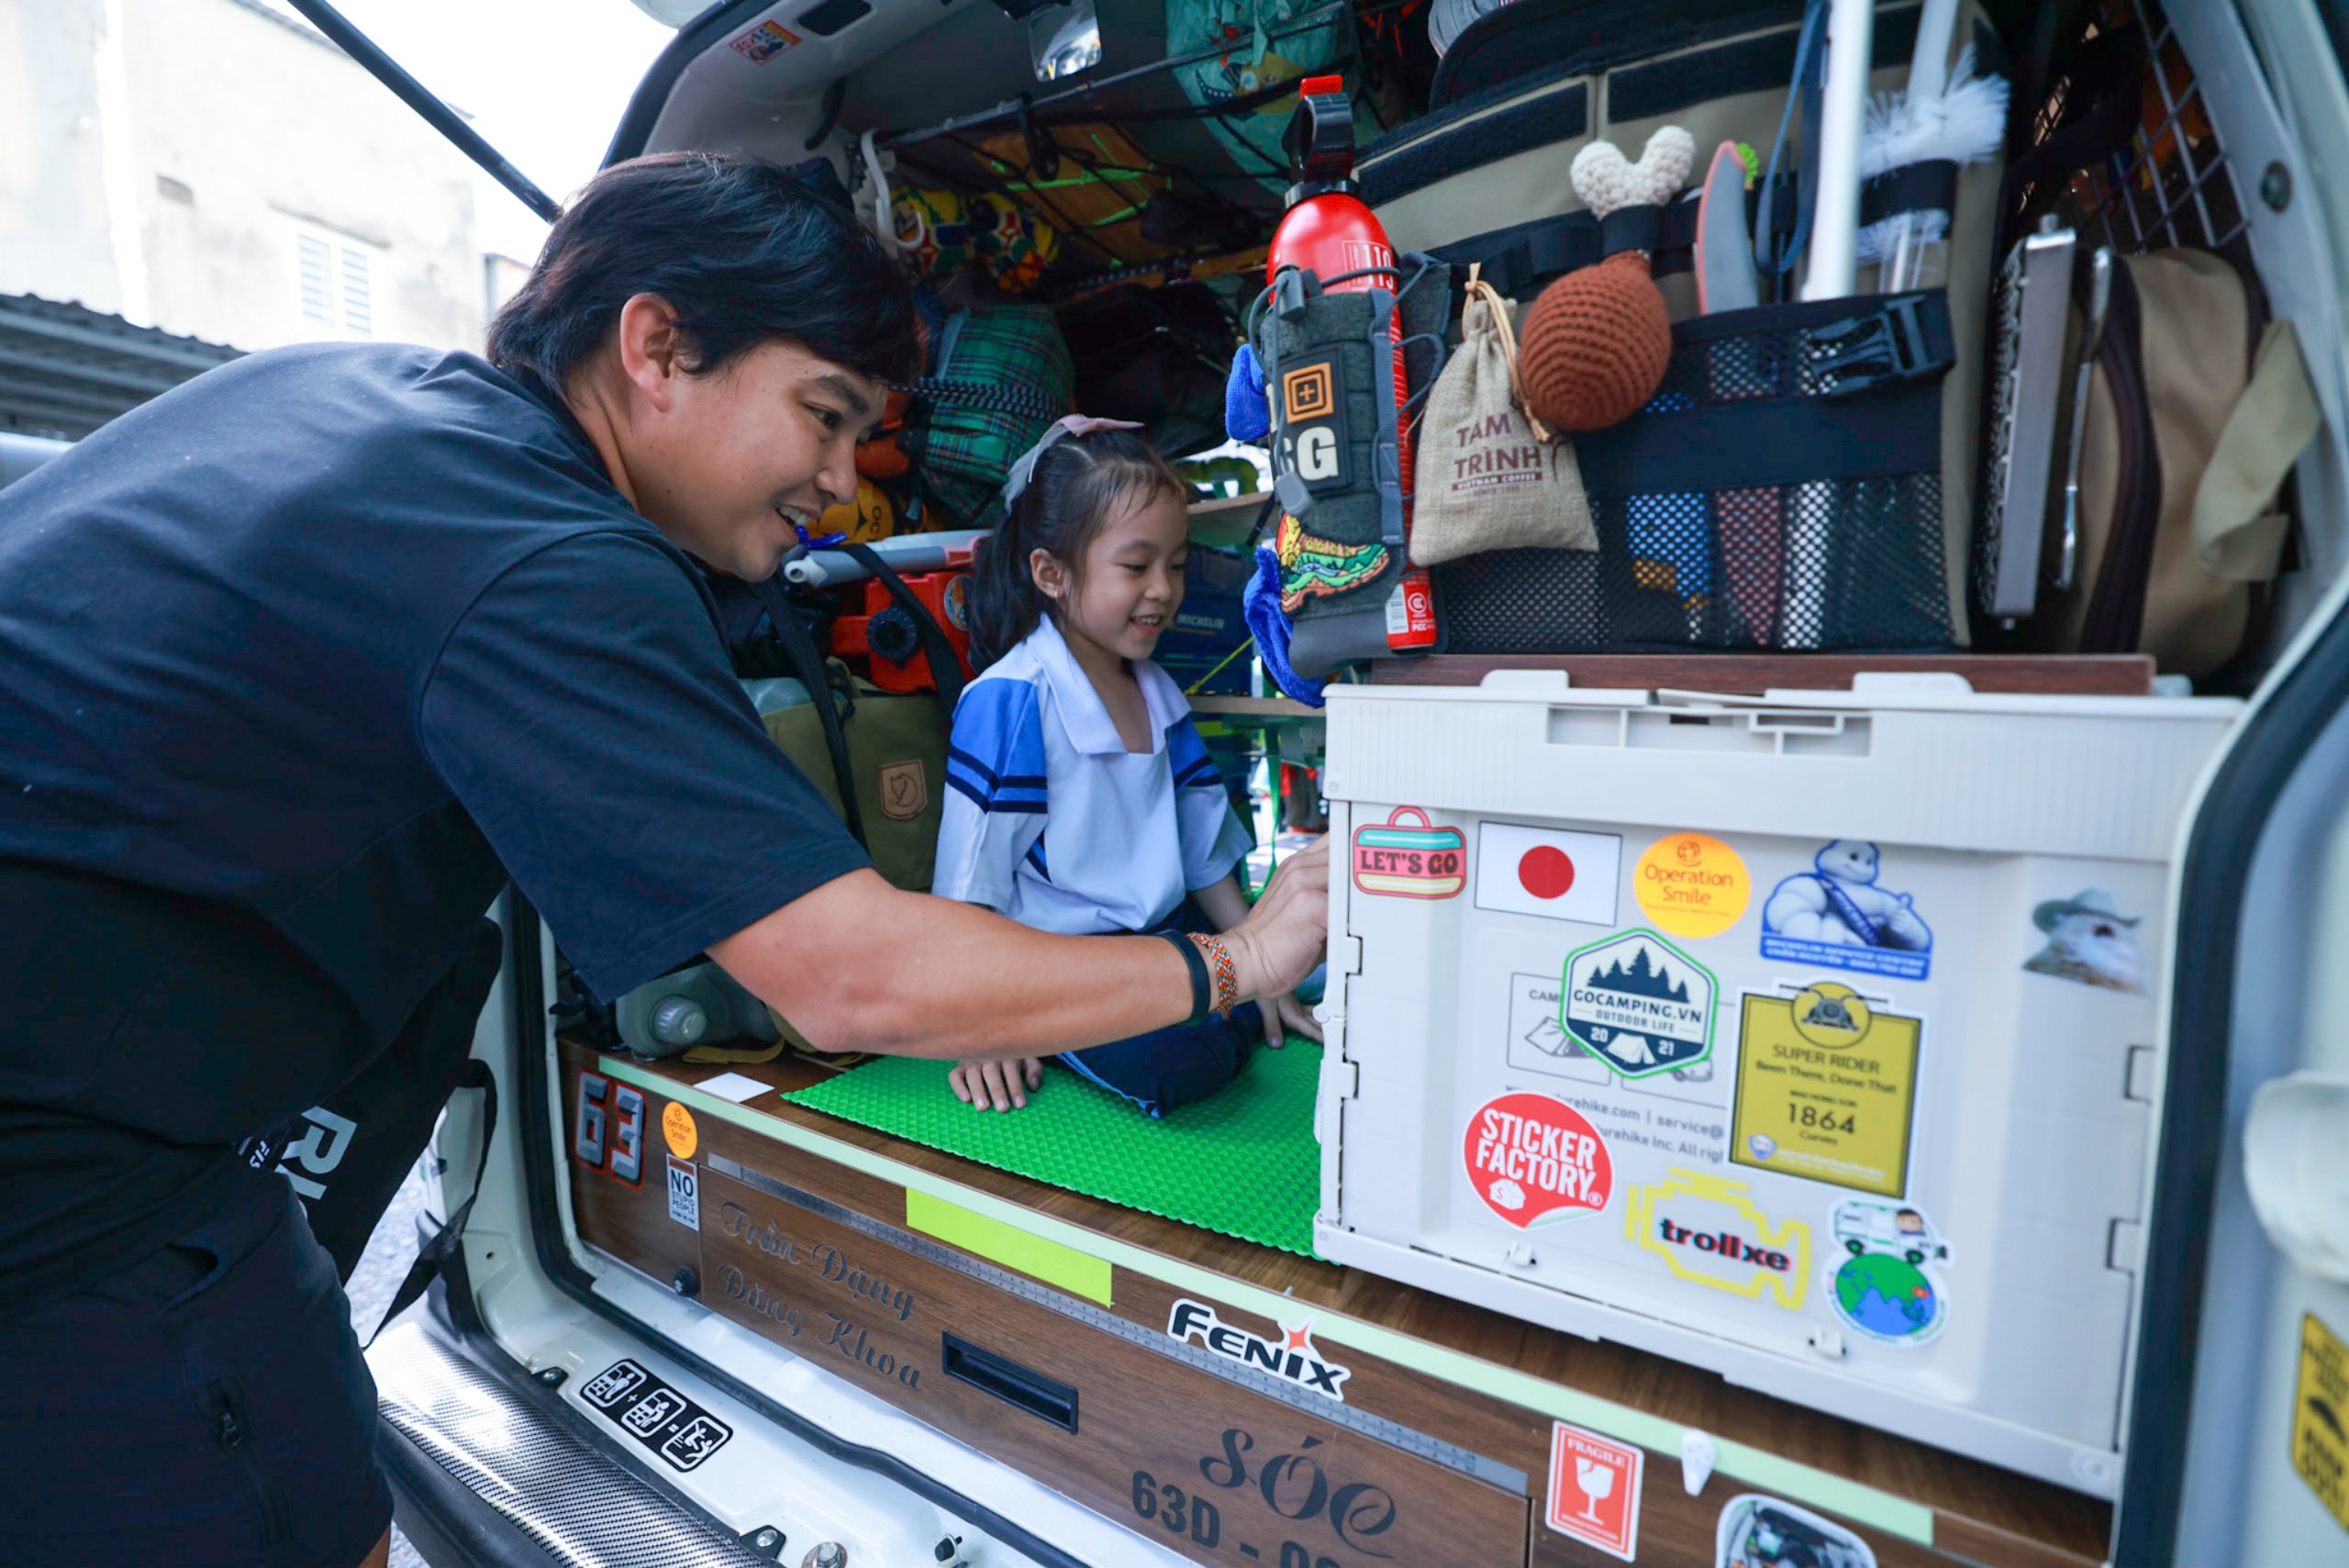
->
[782,1040,1322,1258]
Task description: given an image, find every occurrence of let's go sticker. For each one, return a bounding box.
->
[1353,806,1465,899]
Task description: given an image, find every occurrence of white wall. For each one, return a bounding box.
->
[0,0,483,352]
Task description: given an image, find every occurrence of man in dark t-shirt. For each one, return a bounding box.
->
[0,153,1327,1568]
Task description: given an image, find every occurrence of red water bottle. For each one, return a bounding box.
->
[1267,74,1436,651]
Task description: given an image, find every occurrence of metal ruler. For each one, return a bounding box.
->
[705,1153,1528,1495]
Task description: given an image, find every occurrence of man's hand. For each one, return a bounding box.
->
[950,1056,1042,1110]
[1225,837,1330,1005]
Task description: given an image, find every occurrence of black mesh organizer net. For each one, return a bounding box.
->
[1431,296,1954,654]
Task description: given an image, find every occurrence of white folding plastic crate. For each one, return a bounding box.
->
[1312,672,2240,1496]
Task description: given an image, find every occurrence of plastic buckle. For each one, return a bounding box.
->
[1805,295,1946,398]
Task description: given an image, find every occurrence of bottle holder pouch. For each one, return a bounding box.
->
[1432,290,1959,653]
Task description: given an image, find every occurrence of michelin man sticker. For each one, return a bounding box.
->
[1761,841,1932,982]
[2021,888,2146,994]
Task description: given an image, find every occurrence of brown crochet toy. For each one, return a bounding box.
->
[1520,127,1696,432]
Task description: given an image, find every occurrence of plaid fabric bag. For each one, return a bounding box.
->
[899,305,1074,525]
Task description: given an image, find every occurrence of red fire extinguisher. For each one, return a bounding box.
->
[1267,73,1437,652]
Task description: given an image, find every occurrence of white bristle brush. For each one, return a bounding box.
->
[1854,44,2009,283]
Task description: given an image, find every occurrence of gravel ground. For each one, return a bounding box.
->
[349,1168,433,1568]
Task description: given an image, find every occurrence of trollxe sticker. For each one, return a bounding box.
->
[1564,929,1717,1079]
[1464,1092,1613,1227]
[1165,1299,1352,1401]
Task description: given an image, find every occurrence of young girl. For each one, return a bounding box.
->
[934,417,1320,1115]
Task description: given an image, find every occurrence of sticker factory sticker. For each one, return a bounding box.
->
[662,1101,697,1161]
[580,1359,733,1472]
[1475,822,1621,925]
[2294,1312,2349,1530]
[728,18,801,61]
[1464,1092,1614,1227]
[1165,1299,1352,1402]
[1564,929,1718,1080]
[1353,806,1466,899]
[1823,1198,1949,1346]
[1760,840,1933,981]
[1716,1494,1878,1568]
[1625,1168,1809,1308]
[1547,1422,1642,1561]
[666,1155,699,1231]
[1731,984,1920,1198]
[1635,832,1752,939]
[2022,887,2147,994]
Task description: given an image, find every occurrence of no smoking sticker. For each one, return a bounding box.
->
[1464,1092,1613,1227]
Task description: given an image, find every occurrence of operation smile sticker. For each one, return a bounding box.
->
[1634,832,1751,939]
[662,1101,698,1160]
[1464,1092,1613,1227]
[1731,983,1921,1199]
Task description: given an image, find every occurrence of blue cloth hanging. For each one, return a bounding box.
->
[1243,545,1325,706]
[1225,343,1270,442]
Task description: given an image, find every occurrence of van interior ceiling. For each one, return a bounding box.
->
[609,0,2349,691]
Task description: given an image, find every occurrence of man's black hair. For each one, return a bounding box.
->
[487,150,921,390]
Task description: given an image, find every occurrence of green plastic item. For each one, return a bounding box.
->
[782,1040,1323,1258]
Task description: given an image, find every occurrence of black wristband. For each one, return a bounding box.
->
[1161,929,1213,1025]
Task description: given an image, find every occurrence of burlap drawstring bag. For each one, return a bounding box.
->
[1411,267,1595,566]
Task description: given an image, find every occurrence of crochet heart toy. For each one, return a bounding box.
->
[1520,126,1696,432]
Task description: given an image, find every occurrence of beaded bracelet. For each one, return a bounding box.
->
[1188,932,1240,1018]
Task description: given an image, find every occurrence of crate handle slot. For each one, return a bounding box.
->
[941,1333,1079,1432]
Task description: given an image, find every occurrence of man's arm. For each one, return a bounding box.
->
[710,839,1330,1061]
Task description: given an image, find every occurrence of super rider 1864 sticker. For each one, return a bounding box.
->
[1465,1092,1613,1227]
[1731,983,1920,1198]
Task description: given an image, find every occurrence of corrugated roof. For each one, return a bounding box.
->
[0,294,243,441]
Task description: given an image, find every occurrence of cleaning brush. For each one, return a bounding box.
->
[1854,44,2009,287]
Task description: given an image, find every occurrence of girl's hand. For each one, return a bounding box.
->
[1261,991,1323,1047]
[950,1056,1043,1111]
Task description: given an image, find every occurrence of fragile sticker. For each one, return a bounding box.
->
[1731,984,1920,1198]
[2022,886,2148,994]
[662,1101,697,1160]
[1760,840,1933,981]
[1823,1198,1949,1346]
[1635,832,1751,939]
[666,1155,699,1231]
[2294,1312,2349,1530]
[1716,1494,1878,1568]
[1547,1422,1642,1561]
[1464,1092,1613,1227]
[1625,1168,1809,1309]
[728,19,801,61]
[1564,929,1718,1079]
[1475,822,1620,925]
[1353,806,1465,899]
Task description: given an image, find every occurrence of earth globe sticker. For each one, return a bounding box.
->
[1825,1198,1950,1345]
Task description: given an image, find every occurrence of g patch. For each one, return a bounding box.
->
[1276,350,1353,494]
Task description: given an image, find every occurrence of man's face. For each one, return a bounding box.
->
[629,336,885,581]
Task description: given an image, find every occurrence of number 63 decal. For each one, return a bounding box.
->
[573,1072,647,1187]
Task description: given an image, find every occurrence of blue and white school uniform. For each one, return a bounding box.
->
[935,617,1259,1114]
